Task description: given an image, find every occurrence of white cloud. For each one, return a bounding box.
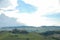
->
[0,0,60,27]
[24,0,60,14]
[8,0,18,9]
[4,10,60,26]
[0,0,18,15]
[16,14,53,26]
[0,0,11,8]
[0,0,18,10]
[17,0,60,26]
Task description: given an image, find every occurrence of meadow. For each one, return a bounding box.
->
[0,29,60,40]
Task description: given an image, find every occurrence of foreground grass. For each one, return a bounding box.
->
[0,30,60,40]
[0,32,45,40]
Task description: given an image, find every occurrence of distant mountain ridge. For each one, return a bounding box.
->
[1,26,60,33]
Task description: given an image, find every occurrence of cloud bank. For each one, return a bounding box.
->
[0,0,60,27]
[0,0,18,10]
[0,14,25,27]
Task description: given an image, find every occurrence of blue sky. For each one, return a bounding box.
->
[16,0,37,13]
[45,13,60,22]
[0,0,60,27]
[45,13,60,18]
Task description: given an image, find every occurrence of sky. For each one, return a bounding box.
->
[0,14,25,27]
[0,0,60,27]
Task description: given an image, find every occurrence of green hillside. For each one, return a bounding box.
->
[0,29,60,40]
[0,32,44,40]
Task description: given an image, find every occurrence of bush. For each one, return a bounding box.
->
[12,29,29,34]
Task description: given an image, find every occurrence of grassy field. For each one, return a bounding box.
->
[0,32,44,40]
[0,29,60,40]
